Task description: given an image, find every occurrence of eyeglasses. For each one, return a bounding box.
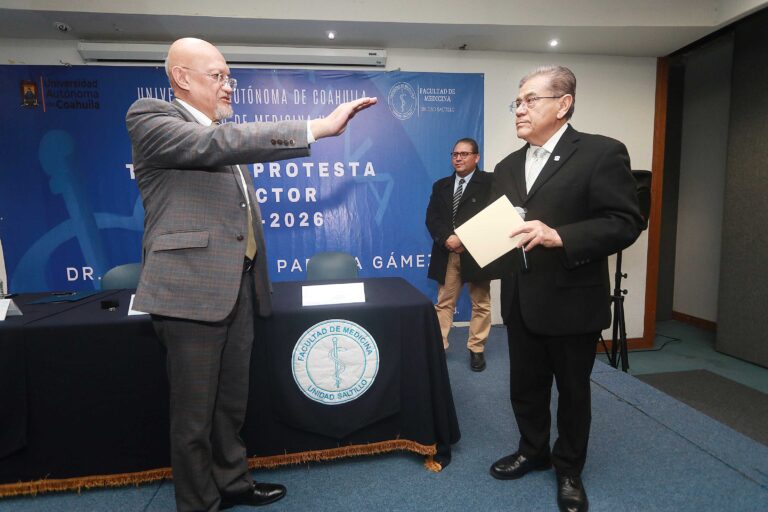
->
[179,66,237,89]
[450,151,477,159]
[509,95,563,111]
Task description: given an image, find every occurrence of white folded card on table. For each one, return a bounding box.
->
[454,195,526,268]
[0,298,23,321]
[302,282,365,307]
[128,294,148,316]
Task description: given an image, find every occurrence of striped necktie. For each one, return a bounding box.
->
[452,178,465,227]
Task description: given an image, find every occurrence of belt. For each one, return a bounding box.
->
[243,256,254,274]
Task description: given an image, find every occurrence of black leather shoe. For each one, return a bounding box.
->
[556,475,588,512]
[470,351,486,372]
[220,482,286,509]
[490,452,551,480]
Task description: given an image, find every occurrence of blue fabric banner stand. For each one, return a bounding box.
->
[0,66,483,320]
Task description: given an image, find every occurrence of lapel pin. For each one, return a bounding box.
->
[554,155,561,161]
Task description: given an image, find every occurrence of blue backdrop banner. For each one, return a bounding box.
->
[0,65,484,320]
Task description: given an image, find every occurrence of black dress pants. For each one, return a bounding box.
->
[505,283,598,476]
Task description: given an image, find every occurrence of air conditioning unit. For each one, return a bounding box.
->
[77,42,387,67]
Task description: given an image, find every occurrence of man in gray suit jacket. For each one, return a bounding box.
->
[126,37,376,512]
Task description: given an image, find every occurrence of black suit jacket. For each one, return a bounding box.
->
[426,169,493,284]
[490,126,643,336]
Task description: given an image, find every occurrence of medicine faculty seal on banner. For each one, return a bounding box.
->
[292,319,380,405]
[387,82,417,120]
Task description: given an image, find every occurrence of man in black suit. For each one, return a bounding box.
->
[426,138,493,371]
[488,66,642,512]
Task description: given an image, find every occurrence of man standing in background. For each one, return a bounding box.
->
[126,37,376,512]
[488,66,642,512]
[426,138,493,372]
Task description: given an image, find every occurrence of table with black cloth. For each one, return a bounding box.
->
[0,278,460,496]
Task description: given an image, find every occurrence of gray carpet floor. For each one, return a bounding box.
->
[637,369,768,446]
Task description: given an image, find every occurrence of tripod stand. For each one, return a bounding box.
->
[601,250,629,372]
[598,169,650,372]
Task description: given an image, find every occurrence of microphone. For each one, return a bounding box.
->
[515,206,530,273]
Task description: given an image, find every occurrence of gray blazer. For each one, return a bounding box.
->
[126,98,310,322]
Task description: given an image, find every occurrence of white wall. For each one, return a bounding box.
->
[0,39,657,337]
[673,37,732,321]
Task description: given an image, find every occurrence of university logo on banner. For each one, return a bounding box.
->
[292,319,379,405]
[387,82,417,120]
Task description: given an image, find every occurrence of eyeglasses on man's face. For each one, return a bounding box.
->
[179,66,237,89]
[450,151,477,159]
[509,95,563,111]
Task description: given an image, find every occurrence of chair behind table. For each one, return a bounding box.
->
[306,252,358,281]
[101,263,142,290]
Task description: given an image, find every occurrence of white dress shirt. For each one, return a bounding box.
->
[525,122,569,192]
[454,169,476,194]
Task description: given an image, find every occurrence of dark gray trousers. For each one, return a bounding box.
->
[153,272,255,512]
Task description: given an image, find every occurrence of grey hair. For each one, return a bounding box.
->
[164,55,172,84]
[519,65,576,120]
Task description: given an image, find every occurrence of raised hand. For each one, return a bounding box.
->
[310,97,378,139]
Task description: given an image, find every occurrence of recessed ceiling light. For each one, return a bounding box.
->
[327,31,336,40]
[549,39,559,48]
